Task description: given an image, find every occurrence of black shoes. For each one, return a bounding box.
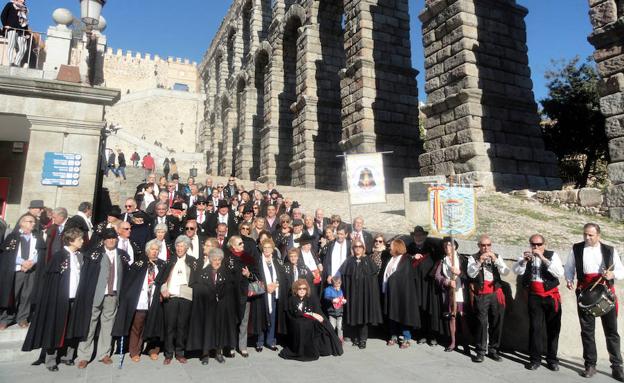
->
[613,367,624,382]
[201,357,209,365]
[267,345,278,352]
[215,353,225,364]
[473,354,484,363]
[488,351,503,362]
[255,346,263,352]
[525,362,540,370]
[546,362,559,372]
[581,366,597,378]
[61,359,74,366]
[358,341,367,349]
[239,349,249,358]
[46,366,59,372]
[31,359,44,366]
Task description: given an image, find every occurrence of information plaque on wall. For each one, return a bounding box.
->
[41,152,82,186]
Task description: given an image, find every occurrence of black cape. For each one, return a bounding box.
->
[382,254,421,327]
[112,258,167,337]
[0,231,45,308]
[68,246,130,341]
[186,262,238,352]
[249,254,286,335]
[277,262,315,334]
[338,256,383,326]
[278,295,343,361]
[22,249,82,351]
[408,239,444,334]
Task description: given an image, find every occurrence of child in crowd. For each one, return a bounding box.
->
[324,276,346,342]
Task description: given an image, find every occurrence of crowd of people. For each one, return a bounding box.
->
[0,172,623,381]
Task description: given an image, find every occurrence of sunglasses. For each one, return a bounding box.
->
[125,205,133,208]
[297,287,307,291]
[197,202,206,205]
[530,242,544,247]
[374,240,383,243]
[241,227,250,231]
[185,227,196,231]
[353,245,364,249]
[217,186,224,188]
[479,243,492,247]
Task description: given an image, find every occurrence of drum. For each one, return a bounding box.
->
[578,284,616,317]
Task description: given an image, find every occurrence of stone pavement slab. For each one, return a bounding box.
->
[0,339,616,383]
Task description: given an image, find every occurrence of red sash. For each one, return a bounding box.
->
[477,281,506,307]
[530,281,561,312]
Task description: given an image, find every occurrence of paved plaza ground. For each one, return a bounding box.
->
[0,338,617,383]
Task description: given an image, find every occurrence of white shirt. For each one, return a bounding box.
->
[158,240,168,261]
[441,253,464,303]
[330,240,348,277]
[76,211,93,239]
[292,233,302,249]
[513,252,564,282]
[66,246,81,299]
[196,210,206,224]
[301,249,318,271]
[168,255,188,296]
[467,253,510,280]
[137,263,160,310]
[117,237,134,264]
[189,236,200,259]
[15,233,38,271]
[156,216,167,225]
[383,254,403,293]
[218,213,228,224]
[104,248,119,295]
[564,244,624,282]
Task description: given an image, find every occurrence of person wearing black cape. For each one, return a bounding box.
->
[278,248,315,335]
[407,225,444,346]
[382,239,421,349]
[249,238,285,352]
[112,239,167,362]
[338,238,383,349]
[187,247,238,365]
[22,228,84,372]
[279,279,343,361]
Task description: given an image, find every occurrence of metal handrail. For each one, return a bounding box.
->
[0,26,47,69]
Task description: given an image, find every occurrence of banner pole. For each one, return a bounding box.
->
[343,152,354,228]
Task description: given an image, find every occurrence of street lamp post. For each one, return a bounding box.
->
[80,0,106,28]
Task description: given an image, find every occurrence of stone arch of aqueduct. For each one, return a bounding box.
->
[199,0,624,216]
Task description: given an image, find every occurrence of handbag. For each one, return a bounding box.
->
[247,280,266,297]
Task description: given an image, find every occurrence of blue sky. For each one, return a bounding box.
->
[25,0,593,103]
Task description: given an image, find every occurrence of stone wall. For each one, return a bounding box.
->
[587,0,624,220]
[200,0,421,191]
[418,0,561,191]
[529,187,608,216]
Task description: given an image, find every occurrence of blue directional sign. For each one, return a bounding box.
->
[41,152,82,187]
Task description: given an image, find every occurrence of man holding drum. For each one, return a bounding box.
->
[564,223,624,381]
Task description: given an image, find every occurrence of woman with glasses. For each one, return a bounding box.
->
[250,239,285,352]
[338,239,382,349]
[251,217,266,240]
[278,248,315,335]
[278,279,343,361]
[187,248,238,365]
[318,227,335,262]
[112,239,167,362]
[274,214,292,257]
[224,235,258,357]
[382,239,421,349]
[435,237,471,354]
[370,234,391,290]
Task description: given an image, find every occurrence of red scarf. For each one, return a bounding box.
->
[231,248,255,266]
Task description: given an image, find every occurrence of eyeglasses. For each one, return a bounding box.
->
[479,243,492,247]
[297,287,307,291]
[228,179,235,182]
[241,227,250,231]
[530,242,544,247]
[353,245,364,249]
[185,227,196,231]
[374,240,383,243]
[217,186,224,188]
[197,202,206,205]
[125,205,133,208]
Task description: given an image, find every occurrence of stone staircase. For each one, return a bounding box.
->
[0,326,36,363]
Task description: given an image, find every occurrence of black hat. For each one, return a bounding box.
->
[441,236,459,250]
[171,202,185,211]
[217,200,229,209]
[132,211,149,221]
[102,228,118,240]
[411,226,428,236]
[196,196,208,204]
[108,205,122,219]
[296,232,315,245]
[292,201,300,209]
[171,174,179,180]
[242,204,253,214]
[292,219,304,227]
[28,200,45,209]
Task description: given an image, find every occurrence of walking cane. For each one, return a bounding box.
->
[119,336,125,369]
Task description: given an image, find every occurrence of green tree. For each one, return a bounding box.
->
[540,56,608,188]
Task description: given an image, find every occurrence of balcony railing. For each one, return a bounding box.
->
[0,27,47,70]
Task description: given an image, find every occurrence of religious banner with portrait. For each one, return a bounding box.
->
[345,153,386,205]
[428,183,477,238]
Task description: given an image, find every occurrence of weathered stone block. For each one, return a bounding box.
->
[588,0,618,29]
[608,137,624,162]
[607,161,624,183]
[605,184,624,207]
[578,187,604,207]
[606,116,624,139]
[600,92,624,116]
[597,53,624,78]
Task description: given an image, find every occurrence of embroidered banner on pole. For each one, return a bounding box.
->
[345,153,386,205]
[428,183,476,238]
